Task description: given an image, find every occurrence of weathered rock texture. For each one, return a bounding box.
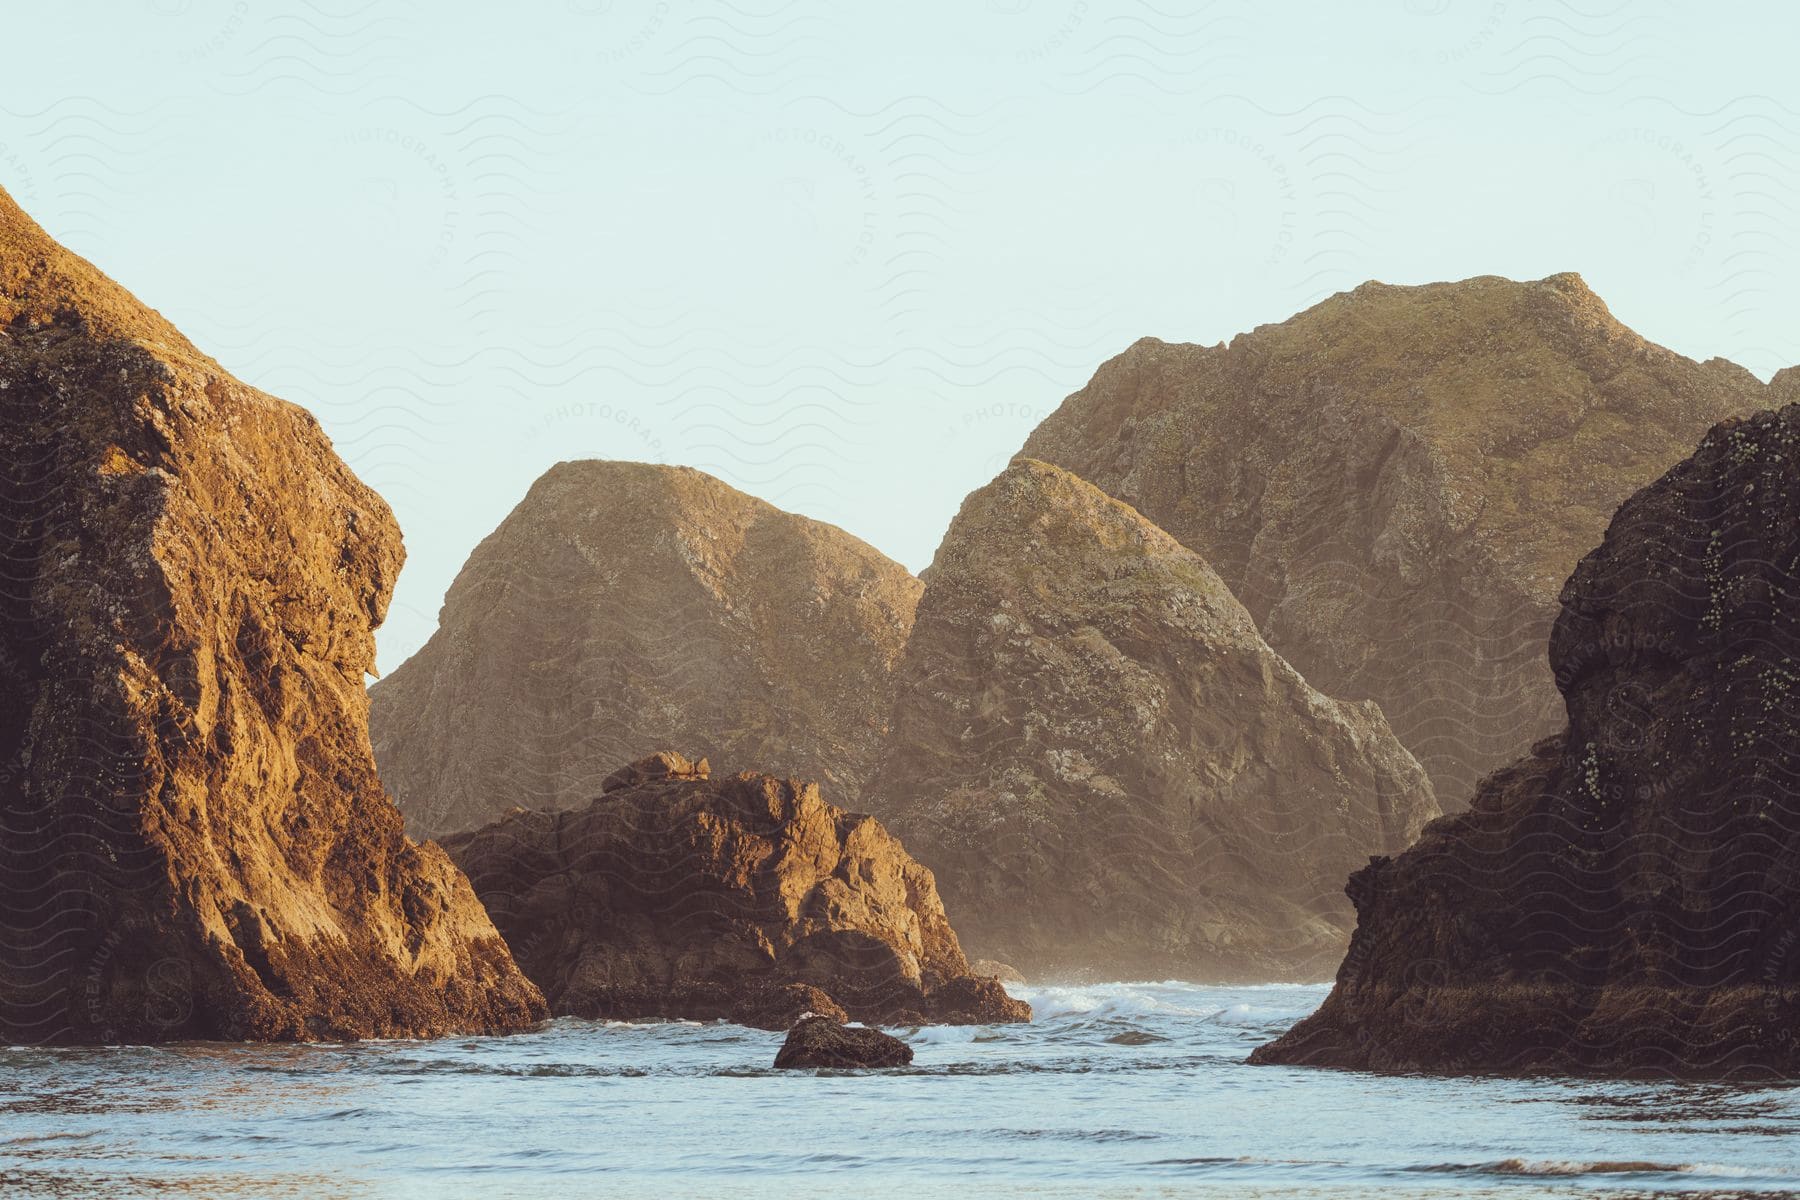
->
[1021,274,1774,808]
[1252,406,1800,1077]
[442,753,1032,1026]
[774,1015,913,1069]
[866,460,1440,980]
[0,187,545,1043]
[370,461,923,837]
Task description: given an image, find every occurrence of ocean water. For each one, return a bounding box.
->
[3,981,1797,1199]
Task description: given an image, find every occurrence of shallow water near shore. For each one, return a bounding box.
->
[3,981,1797,1198]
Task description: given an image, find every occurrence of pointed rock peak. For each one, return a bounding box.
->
[960,457,1188,557]
[0,189,543,1042]
[0,183,197,355]
[537,458,742,496]
[1538,268,1594,296]
[868,460,1439,980]
[369,458,923,837]
[1535,269,1618,321]
[1327,271,1621,333]
[1021,272,1770,811]
[522,459,877,547]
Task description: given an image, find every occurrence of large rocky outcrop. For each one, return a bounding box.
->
[864,460,1440,980]
[1021,274,1774,808]
[370,462,922,837]
[0,187,545,1042]
[442,752,1032,1026]
[1251,405,1800,1078]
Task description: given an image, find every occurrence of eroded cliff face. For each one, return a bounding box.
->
[865,460,1439,981]
[1251,406,1800,1078]
[443,752,1030,1026]
[0,186,545,1043]
[369,462,923,837]
[1021,274,1774,808]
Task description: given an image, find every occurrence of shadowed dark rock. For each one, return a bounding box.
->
[1251,405,1800,1078]
[925,975,1032,1024]
[774,1016,913,1069]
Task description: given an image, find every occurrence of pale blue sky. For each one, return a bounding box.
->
[5,1,1797,669]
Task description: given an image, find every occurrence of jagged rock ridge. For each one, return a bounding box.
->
[866,460,1440,980]
[0,186,545,1042]
[443,752,1031,1026]
[1251,405,1800,1077]
[1021,273,1775,808]
[370,461,923,837]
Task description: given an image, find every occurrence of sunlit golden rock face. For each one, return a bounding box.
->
[0,185,544,1043]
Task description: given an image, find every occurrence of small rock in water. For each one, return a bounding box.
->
[774,1016,913,1069]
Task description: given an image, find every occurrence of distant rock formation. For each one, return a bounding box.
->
[442,753,1032,1026]
[775,1015,913,1069]
[865,460,1439,980]
[1774,366,1800,405]
[1251,406,1800,1077]
[1021,274,1774,808]
[370,461,922,837]
[0,186,545,1043]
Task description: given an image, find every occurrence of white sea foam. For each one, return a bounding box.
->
[1012,980,1324,1028]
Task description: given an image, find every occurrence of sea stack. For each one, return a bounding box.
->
[1251,405,1800,1077]
[442,752,1031,1027]
[865,460,1439,980]
[0,187,545,1042]
[369,461,922,837]
[1021,274,1773,808]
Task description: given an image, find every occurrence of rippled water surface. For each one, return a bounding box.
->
[4,982,1798,1198]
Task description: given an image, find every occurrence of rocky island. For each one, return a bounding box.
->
[443,752,1030,1027]
[867,460,1440,980]
[1021,274,1774,808]
[0,185,545,1043]
[370,461,922,837]
[1251,405,1800,1077]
